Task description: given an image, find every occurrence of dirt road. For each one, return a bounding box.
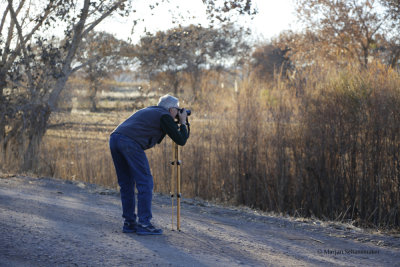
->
[0,175,399,266]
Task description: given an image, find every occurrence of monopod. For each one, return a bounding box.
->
[170,142,182,231]
[170,113,190,231]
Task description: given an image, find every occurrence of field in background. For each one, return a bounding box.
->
[38,80,161,187]
[60,79,159,112]
[27,63,400,230]
[41,111,122,187]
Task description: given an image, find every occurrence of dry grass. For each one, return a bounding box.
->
[37,111,121,187]
[9,63,400,230]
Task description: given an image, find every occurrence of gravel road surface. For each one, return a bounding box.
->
[1,175,399,266]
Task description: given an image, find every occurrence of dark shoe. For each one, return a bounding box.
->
[136,223,163,235]
[122,221,137,233]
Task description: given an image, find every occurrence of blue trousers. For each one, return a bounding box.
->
[109,133,153,225]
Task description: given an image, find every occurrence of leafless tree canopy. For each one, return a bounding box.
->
[0,0,255,170]
[135,24,250,97]
[295,0,395,67]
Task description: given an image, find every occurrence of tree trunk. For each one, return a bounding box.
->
[48,74,70,110]
[173,75,179,96]
[22,104,51,171]
[390,47,400,69]
[190,69,201,100]
[89,77,99,112]
[0,72,7,165]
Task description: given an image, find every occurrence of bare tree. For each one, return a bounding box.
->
[380,0,400,68]
[295,0,390,67]
[0,0,256,171]
[251,43,292,81]
[1,0,131,170]
[381,0,400,19]
[135,24,249,98]
[75,31,134,111]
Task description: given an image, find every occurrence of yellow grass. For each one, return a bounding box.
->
[14,63,400,230]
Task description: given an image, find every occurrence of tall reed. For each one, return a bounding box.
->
[17,62,400,229]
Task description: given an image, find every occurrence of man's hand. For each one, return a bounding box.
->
[178,108,188,125]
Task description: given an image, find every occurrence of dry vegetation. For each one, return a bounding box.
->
[3,0,399,238]
[16,62,399,231]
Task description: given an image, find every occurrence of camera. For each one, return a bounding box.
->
[179,108,191,116]
[177,108,191,134]
[175,108,191,121]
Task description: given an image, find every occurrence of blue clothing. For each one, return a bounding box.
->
[110,133,153,224]
[112,106,170,150]
[110,106,189,226]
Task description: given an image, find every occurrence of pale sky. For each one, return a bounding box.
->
[251,0,298,40]
[97,0,298,43]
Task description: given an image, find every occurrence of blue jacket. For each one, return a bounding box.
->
[112,106,171,150]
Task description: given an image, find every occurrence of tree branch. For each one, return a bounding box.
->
[7,0,35,92]
[70,56,101,73]
[1,1,58,74]
[0,4,9,34]
[81,0,127,38]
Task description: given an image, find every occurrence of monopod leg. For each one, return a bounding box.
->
[170,142,176,230]
[170,142,182,231]
[176,143,181,231]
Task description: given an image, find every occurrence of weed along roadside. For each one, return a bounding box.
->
[35,64,400,231]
